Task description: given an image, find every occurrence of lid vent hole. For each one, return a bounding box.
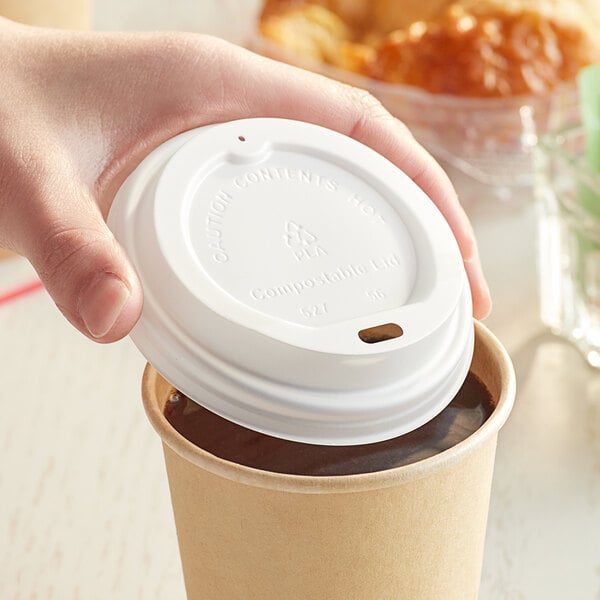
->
[238,135,246,142]
[358,323,403,344]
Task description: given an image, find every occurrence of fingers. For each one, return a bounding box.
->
[205,43,492,317]
[9,173,143,343]
[465,246,492,320]
[0,27,145,343]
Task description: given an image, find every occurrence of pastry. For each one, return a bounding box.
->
[259,0,600,96]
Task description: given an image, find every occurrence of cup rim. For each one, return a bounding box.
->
[142,320,515,494]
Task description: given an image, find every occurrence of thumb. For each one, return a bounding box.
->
[19,181,143,343]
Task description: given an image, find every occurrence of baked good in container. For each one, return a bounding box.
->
[259,0,600,96]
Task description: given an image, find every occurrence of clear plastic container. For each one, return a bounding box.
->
[249,33,580,188]
[537,125,600,368]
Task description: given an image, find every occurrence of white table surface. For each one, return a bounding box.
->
[1,3,600,599]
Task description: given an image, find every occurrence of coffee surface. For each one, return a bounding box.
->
[164,372,494,476]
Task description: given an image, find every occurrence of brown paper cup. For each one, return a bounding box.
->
[0,0,90,29]
[143,321,515,600]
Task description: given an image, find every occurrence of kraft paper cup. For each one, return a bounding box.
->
[0,0,90,29]
[142,321,515,600]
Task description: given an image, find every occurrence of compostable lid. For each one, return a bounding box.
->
[109,118,473,445]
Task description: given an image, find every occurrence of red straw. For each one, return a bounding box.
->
[0,279,44,305]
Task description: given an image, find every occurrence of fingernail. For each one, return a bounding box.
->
[78,273,131,339]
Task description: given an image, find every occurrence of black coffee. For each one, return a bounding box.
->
[163,372,494,477]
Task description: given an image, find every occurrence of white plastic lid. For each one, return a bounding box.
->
[109,118,473,446]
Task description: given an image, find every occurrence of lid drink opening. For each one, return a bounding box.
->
[358,323,404,344]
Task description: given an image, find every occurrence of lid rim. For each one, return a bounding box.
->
[130,281,473,445]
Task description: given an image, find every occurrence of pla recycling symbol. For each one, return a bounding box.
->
[284,221,328,262]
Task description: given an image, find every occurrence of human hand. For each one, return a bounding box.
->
[0,18,490,343]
